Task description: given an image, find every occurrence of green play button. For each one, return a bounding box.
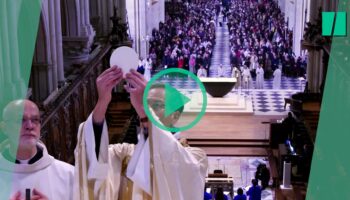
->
[143,68,207,132]
[164,83,191,117]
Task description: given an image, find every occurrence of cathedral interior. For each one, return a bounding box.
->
[0,0,341,199]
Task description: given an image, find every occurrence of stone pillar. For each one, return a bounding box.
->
[309,0,322,22]
[99,0,113,36]
[31,11,54,102]
[3,1,27,98]
[139,0,147,58]
[307,49,323,93]
[62,0,95,69]
[31,63,54,102]
[126,0,139,51]
[292,0,304,57]
[0,1,12,97]
[55,0,65,86]
[119,0,127,22]
[48,0,58,90]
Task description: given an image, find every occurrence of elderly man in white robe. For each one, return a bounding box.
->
[0,100,74,200]
[74,66,208,200]
[255,65,264,89]
[273,67,282,89]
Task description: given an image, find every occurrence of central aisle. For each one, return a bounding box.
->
[209,11,231,77]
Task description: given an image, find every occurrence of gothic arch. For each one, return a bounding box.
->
[30,12,53,102]
[33,11,51,64]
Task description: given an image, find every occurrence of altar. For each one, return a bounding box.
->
[205,177,234,196]
[183,78,253,114]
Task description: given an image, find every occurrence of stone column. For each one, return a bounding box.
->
[292,0,304,57]
[119,0,127,22]
[55,0,65,86]
[4,1,27,98]
[62,0,95,69]
[48,0,58,90]
[31,9,54,102]
[99,0,113,36]
[306,48,323,93]
[309,0,322,22]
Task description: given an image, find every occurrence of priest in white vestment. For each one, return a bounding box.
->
[256,65,264,89]
[0,100,74,200]
[273,67,282,89]
[217,64,225,77]
[242,66,252,89]
[144,58,152,81]
[197,65,208,77]
[231,66,240,89]
[74,66,208,200]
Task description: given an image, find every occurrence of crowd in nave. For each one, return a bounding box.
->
[226,0,307,82]
[148,1,216,75]
[143,0,307,90]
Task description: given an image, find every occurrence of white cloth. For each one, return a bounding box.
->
[242,68,252,89]
[144,60,152,81]
[218,67,225,77]
[74,114,208,200]
[197,68,207,77]
[231,67,240,89]
[0,142,74,200]
[273,68,282,89]
[256,67,264,89]
[231,67,239,78]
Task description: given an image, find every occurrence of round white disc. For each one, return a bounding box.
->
[109,46,139,73]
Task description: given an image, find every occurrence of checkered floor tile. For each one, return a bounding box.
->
[250,89,298,115]
[154,76,300,115]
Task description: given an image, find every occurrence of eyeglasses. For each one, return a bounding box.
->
[148,101,165,111]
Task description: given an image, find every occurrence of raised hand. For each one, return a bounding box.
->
[93,66,123,123]
[31,189,48,200]
[124,69,147,119]
[9,191,21,200]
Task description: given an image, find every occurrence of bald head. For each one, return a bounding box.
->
[2,100,39,121]
[2,99,41,152]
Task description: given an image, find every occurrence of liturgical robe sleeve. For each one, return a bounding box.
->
[74,113,134,200]
[152,123,208,200]
[126,123,208,200]
[74,113,208,200]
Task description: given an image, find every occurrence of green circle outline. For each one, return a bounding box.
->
[143,68,207,132]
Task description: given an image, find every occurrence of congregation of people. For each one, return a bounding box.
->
[142,0,307,91]
[226,0,307,89]
[0,0,313,199]
[148,0,216,77]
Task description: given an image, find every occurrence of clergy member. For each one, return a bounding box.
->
[242,66,252,89]
[256,64,264,89]
[74,66,208,200]
[144,57,152,81]
[218,64,225,77]
[197,65,208,77]
[0,100,74,200]
[231,66,240,89]
[272,67,282,89]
